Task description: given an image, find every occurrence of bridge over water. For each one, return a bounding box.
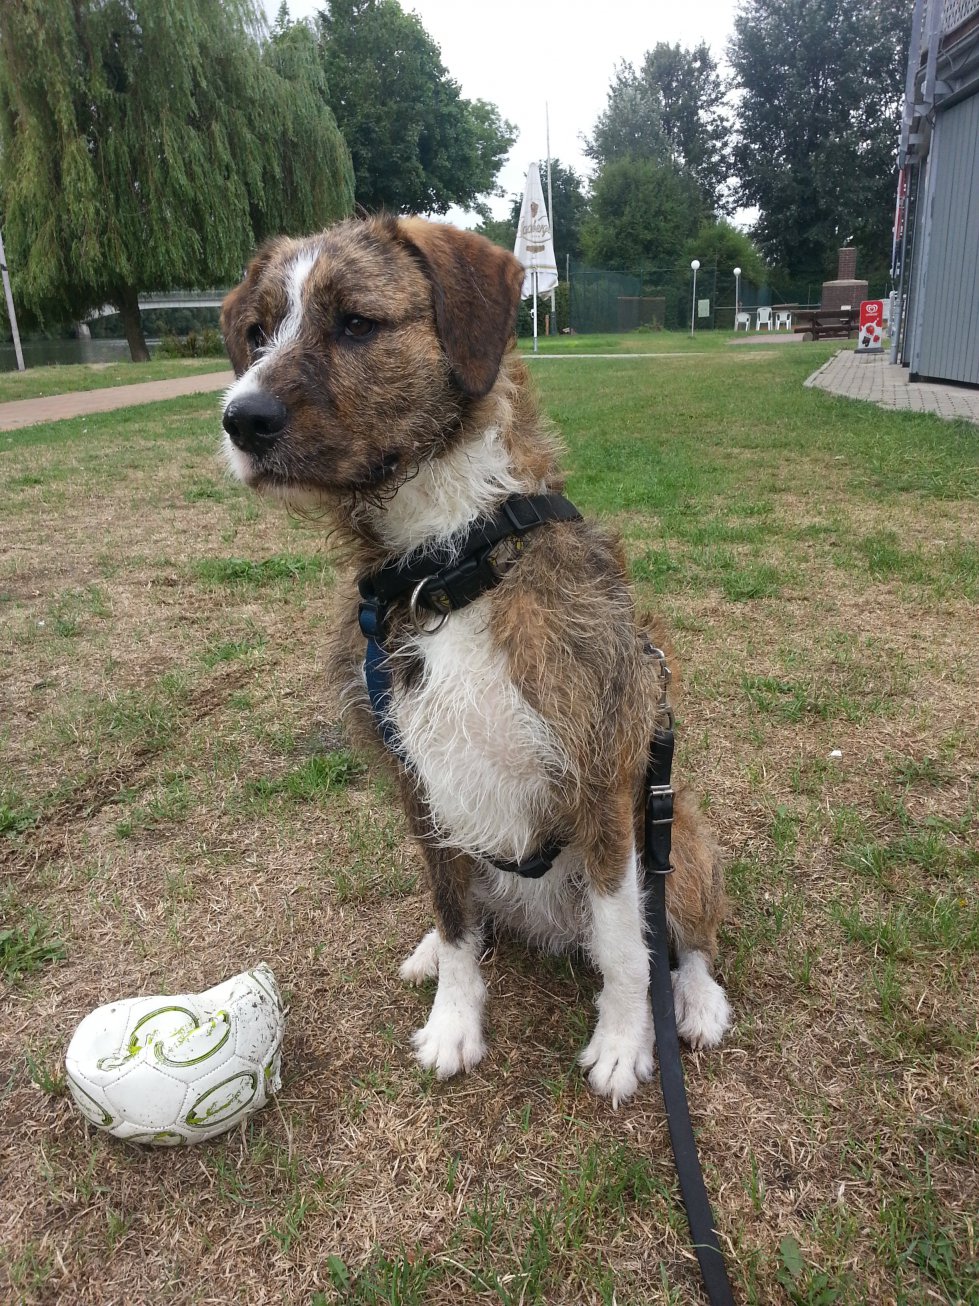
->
[88,290,228,318]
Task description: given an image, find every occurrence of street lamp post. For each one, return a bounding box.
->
[733,266,742,329]
[689,260,700,338]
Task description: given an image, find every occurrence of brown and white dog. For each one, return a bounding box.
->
[219,217,731,1105]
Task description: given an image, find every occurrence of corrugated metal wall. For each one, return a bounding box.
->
[913,94,979,385]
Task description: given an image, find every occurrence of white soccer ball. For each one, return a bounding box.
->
[64,964,286,1146]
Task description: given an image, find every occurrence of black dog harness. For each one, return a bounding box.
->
[356,491,734,1305]
[357,493,581,878]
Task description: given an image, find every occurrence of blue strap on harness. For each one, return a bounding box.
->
[358,596,404,757]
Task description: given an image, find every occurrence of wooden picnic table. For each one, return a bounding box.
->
[792,309,858,341]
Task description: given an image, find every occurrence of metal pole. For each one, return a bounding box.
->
[566,253,570,335]
[0,224,26,371]
[690,270,695,336]
[532,269,539,353]
[891,170,910,365]
[546,106,555,336]
[690,261,699,338]
[893,168,914,364]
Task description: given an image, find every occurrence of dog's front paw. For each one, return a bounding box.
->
[672,953,732,1051]
[411,1009,486,1079]
[579,1007,655,1107]
[399,929,440,984]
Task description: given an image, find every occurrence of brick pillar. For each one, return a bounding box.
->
[838,247,857,280]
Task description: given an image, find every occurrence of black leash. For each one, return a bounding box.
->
[643,649,735,1306]
[357,495,735,1303]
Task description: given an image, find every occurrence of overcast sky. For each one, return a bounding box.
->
[267,0,741,223]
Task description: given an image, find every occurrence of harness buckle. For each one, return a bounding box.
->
[500,497,545,533]
[358,597,385,640]
[647,784,675,826]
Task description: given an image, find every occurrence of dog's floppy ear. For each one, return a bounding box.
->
[395,218,525,399]
[219,278,252,377]
[220,242,281,377]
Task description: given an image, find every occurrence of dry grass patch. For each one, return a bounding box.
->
[2,351,978,1305]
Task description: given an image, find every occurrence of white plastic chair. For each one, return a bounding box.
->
[734,311,751,331]
[774,309,792,331]
[755,307,773,331]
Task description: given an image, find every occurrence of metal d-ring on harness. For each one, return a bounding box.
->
[357,493,734,1304]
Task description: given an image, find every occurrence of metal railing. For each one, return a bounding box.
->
[942,0,979,34]
[87,290,228,319]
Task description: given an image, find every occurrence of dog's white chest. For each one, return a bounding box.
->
[389,603,567,862]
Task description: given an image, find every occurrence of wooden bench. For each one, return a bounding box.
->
[792,309,858,341]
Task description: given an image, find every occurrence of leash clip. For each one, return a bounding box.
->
[645,643,673,707]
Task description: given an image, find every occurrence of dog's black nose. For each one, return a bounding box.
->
[223,393,288,455]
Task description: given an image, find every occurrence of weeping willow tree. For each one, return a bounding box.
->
[0,1,354,360]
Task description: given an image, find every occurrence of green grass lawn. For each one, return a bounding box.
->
[1,341,976,1305]
[519,328,748,354]
[0,327,774,409]
[0,356,230,405]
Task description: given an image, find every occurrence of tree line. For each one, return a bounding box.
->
[0,0,513,360]
[0,0,908,360]
[482,1,908,300]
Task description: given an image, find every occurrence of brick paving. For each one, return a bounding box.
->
[805,349,979,425]
[0,369,232,432]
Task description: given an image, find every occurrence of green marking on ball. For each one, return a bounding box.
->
[264,1041,283,1086]
[125,1129,186,1146]
[185,1072,258,1129]
[249,967,281,1009]
[154,1010,231,1067]
[98,1004,198,1070]
[66,1075,114,1127]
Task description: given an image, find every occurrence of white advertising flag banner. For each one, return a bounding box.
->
[514,163,558,298]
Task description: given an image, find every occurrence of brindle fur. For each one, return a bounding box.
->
[220,215,726,972]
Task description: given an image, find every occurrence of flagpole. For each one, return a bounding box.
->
[514,160,555,354]
[533,270,539,353]
[546,105,555,336]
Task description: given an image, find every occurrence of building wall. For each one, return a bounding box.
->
[910,92,979,385]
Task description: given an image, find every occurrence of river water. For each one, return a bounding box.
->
[0,338,158,371]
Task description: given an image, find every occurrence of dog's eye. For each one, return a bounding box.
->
[343,315,376,340]
[246,323,266,353]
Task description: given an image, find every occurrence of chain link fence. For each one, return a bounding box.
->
[569,261,730,333]
[515,261,892,337]
[562,262,891,335]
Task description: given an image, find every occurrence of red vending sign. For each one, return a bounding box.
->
[857,300,884,352]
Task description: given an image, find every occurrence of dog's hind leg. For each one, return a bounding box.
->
[411,934,487,1079]
[672,948,732,1050]
[577,789,655,1106]
[666,788,733,1050]
[399,928,441,983]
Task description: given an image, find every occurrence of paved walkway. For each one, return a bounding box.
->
[805,349,979,425]
[0,369,232,432]
[728,331,803,346]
